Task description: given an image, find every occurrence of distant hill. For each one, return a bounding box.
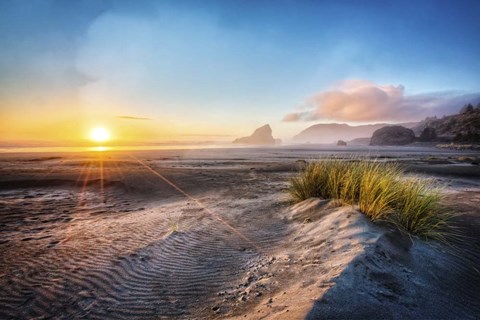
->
[348,137,371,145]
[370,125,416,146]
[411,103,480,142]
[233,124,280,145]
[293,122,418,144]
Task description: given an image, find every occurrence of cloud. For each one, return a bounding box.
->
[282,113,301,122]
[284,80,480,122]
[116,115,151,120]
[75,8,291,118]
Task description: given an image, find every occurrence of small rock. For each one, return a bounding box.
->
[244,274,254,284]
[78,290,91,298]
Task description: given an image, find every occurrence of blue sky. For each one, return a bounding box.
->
[1,0,479,142]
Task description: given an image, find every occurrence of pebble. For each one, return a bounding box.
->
[78,290,91,298]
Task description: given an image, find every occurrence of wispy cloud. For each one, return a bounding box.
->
[75,9,285,119]
[116,115,151,120]
[284,80,480,122]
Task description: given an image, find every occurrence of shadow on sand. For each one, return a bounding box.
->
[306,229,480,319]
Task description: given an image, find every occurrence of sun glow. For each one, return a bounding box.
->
[90,127,110,143]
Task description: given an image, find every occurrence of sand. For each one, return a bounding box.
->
[0,146,479,319]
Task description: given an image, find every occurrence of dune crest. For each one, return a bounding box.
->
[237,198,479,319]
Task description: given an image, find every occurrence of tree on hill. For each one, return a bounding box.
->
[460,103,474,114]
[419,127,437,141]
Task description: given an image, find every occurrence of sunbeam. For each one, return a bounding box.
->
[128,154,261,252]
[99,153,104,204]
[77,161,93,208]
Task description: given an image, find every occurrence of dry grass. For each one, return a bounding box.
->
[393,179,454,241]
[357,161,401,221]
[288,162,325,202]
[289,159,453,240]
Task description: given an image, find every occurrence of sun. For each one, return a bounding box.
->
[90,127,110,143]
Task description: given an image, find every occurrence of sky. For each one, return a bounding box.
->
[0,0,479,145]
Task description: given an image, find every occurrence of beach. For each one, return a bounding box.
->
[0,146,479,319]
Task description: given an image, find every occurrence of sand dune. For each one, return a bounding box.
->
[0,148,479,319]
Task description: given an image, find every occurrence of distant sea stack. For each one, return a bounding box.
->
[233,124,280,145]
[348,137,371,145]
[370,126,415,146]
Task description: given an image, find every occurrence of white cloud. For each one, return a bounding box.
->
[284,80,480,122]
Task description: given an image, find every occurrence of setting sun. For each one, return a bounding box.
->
[90,127,110,143]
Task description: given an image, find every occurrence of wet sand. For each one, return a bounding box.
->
[0,146,479,319]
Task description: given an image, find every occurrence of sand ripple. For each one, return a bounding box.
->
[0,174,288,319]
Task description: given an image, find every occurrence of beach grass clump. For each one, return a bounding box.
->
[288,162,326,202]
[358,161,402,221]
[289,159,349,202]
[289,159,451,240]
[392,179,452,241]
